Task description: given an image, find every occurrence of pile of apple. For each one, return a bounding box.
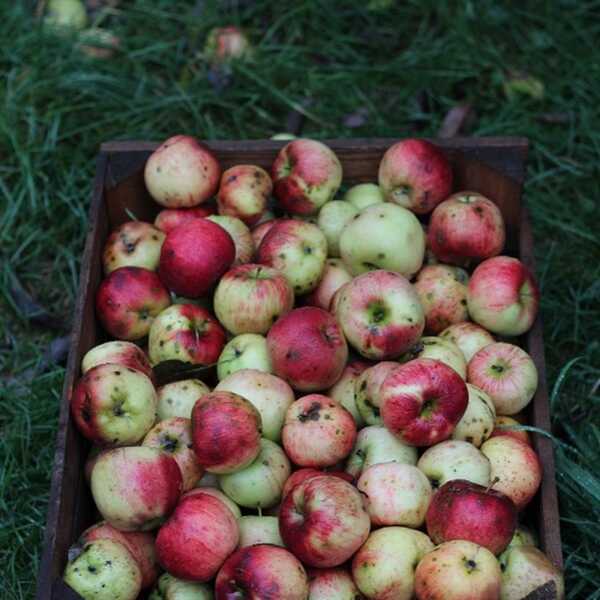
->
[63,135,564,600]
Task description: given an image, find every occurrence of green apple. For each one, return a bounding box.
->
[217,334,272,380]
[344,183,385,211]
[451,383,496,447]
[149,573,213,599]
[400,336,467,379]
[317,200,358,257]
[156,379,211,421]
[238,516,284,548]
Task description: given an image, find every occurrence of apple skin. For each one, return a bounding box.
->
[378,139,453,214]
[282,394,357,467]
[304,258,353,311]
[489,415,531,446]
[251,218,278,250]
[334,270,425,360]
[63,539,142,600]
[327,359,371,427]
[142,417,203,491]
[345,425,418,480]
[102,221,165,275]
[467,342,538,416]
[206,214,254,266]
[425,479,517,555]
[451,383,496,447]
[281,468,353,498]
[184,487,241,519]
[358,462,433,527]
[381,358,468,447]
[256,219,327,294]
[417,440,491,488]
[267,307,348,392]
[91,446,182,531]
[217,333,272,380]
[215,544,309,600]
[148,573,213,600]
[213,263,294,335]
[156,379,211,421]
[84,446,104,486]
[355,361,398,426]
[340,203,425,278]
[317,200,358,257]
[414,264,469,334]
[344,182,385,210]
[71,363,157,447]
[480,436,542,510]
[96,266,171,340]
[352,526,434,600]
[81,341,154,382]
[499,546,564,600]
[440,321,495,362]
[45,0,88,31]
[427,191,506,265]
[216,369,294,442]
[156,493,239,582]
[279,475,370,568]
[148,304,226,367]
[415,540,502,600]
[204,25,251,64]
[79,521,158,589]
[238,516,284,548]
[467,256,540,336]
[307,567,362,599]
[144,135,220,208]
[154,205,216,234]
[400,336,467,379]
[505,524,538,550]
[271,139,343,215]
[191,390,262,474]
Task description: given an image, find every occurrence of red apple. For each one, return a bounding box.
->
[81,341,154,382]
[154,205,216,233]
[183,488,241,520]
[307,567,362,599]
[251,218,278,250]
[327,359,371,426]
[380,358,468,446]
[96,266,171,340]
[206,214,254,266]
[378,138,453,214]
[489,415,531,446]
[440,321,495,362]
[267,307,348,391]
[467,256,540,336]
[279,475,370,567]
[281,468,353,499]
[304,258,353,311]
[204,26,251,64]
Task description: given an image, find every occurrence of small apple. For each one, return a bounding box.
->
[154,205,215,234]
[451,383,496,447]
[156,379,211,421]
[355,361,398,426]
[281,468,353,498]
[204,26,251,64]
[149,573,213,600]
[184,487,241,519]
[206,214,254,265]
[251,218,277,251]
[307,567,362,599]
[271,139,343,215]
[217,333,273,380]
[304,258,353,311]
[489,415,531,446]
[144,135,220,208]
[317,200,358,257]
[467,342,538,415]
[400,336,467,379]
[44,0,87,31]
[440,321,495,362]
[238,516,283,548]
[344,182,385,210]
[327,359,371,427]
[505,524,538,550]
[81,341,154,382]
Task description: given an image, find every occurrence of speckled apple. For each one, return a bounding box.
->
[304,258,353,311]
[451,383,496,447]
[400,336,467,379]
[81,341,154,382]
[440,321,495,362]
[216,333,272,380]
[344,182,385,210]
[327,359,371,427]
[489,415,531,446]
[281,468,353,499]
[156,379,211,421]
[206,214,254,265]
[355,361,398,426]
[153,205,215,233]
[317,200,358,257]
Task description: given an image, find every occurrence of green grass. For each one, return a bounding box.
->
[0,1,598,597]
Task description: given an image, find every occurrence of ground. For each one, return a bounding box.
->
[0,1,598,598]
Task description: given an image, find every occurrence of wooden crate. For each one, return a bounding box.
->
[36,138,563,599]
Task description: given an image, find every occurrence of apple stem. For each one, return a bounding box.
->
[485,477,500,494]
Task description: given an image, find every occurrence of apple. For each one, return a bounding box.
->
[204,25,251,64]
[400,336,467,379]
[238,516,283,548]
[334,270,425,360]
[217,164,272,226]
[281,468,353,498]
[191,390,262,474]
[91,446,182,531]
[499,546,564,600]
[427,191,506,264]
[480,436,542,510]
[327,359,371,427]
[304,258,353,310]
[216,369,294,442]
[158,219,235,297]
[144,135,220,208]
[345,425,418,480]
[71,363,157,446]
[307,568,362,599]
[45,0,87,30]
[63,539,141,600]
[154,205,215,234]
[352,526,434,600]
[215,544,309,600]
[425,479,517,554]
[279,475,370,567]
[271,139,343,215]
[96,266,171,340]
[206,214,254,265]
[267,307,348,391]
[505,524,538,550]
[417,440,491,488]
[451,383,496,447]
[344,182,385,210]
[414,264,469,333]
[84,446,104,486]
[381,358,468,446]
[156,378,211,421]
[490,415,531,446]
[142,417,203,491]
[282,394,356,467]
[256,219,327,294]
[317,200,358,257]
[184,487,242,519]
[156,493,239,581]
[81,340,154,382]
[440,321,495,362]
[467,256,540,336]
[218,439,291,508]
[467,342,538,415]
[217,333,272,380]
[148,304,226,367]
[213,263,294,335]
[339,203,425,277]
[355,361,398,426]
[251,218,278,250]
[149,573,213,600]
[358,462,432,527]
[378,138,453,214]
[415,540,502,600]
